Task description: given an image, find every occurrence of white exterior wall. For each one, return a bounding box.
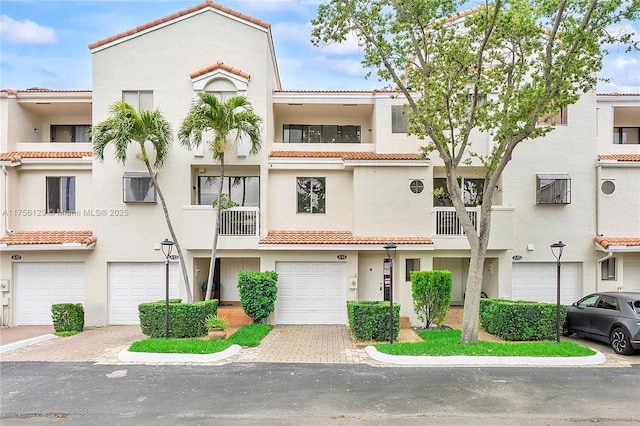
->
[501,92,599,297]
[86,9,275,324]
[353,166,430,236]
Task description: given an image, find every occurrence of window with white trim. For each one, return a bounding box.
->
[122,90,153,112]
[392,105,409,133]
[46,176,75,213]
[123,172,156,203]
[601,258,616,281]
[50,125,91,142]
[297,177,325,213]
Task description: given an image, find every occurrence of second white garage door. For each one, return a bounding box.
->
[512,262,581,304]
[109,262,178,325]
[275,262,347,324]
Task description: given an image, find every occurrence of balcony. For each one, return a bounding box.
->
[180,206,260,250]
[432,206,514,250]
[219,207,259,236]
[433,207,479,236]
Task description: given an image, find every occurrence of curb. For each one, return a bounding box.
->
[364,346,607,366]
[117,344,242,363]
[0,334,58,354]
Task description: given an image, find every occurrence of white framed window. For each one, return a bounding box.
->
[536,174,571,204]
[405,258,420,281]
[198,176,259,207]
[122,90,153,112]
[434,177,484,207]
[283,125,361,143]
[601,180,615,195]
[50,125,91,142]
[409,179,424,194]
[46,176,76,213]
[391,105,409,133]
[601,258,616,281]
[297,177,326,213]
[613,127,640,144]
[123,172,156,203]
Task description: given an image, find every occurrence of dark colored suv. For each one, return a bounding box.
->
[564,292,640,355]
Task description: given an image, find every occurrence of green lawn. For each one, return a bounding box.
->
[374,329,595,357]
[128,323,272,354]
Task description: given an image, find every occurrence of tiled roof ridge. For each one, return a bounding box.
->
[260,230,433,245]
[1,89,92,94]
[595,236,640,249]
[270,151,424,160]
[598,154,640,162]
[597,93,640,97]
[0,151,92,162]
[89,0,269,50]
[0,231,96,246]
[274,89,404,94]
[190,60,250,80]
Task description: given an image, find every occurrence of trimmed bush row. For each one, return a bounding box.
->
[347,301,400,341]
[479,298,567,341]
[139,299,218,338]
[51,303,84,332]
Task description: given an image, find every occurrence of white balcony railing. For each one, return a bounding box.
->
[219,207,259,236]
[433,207,479,236]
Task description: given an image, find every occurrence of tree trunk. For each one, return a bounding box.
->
[205,154,225,301]
[144,160,193,303]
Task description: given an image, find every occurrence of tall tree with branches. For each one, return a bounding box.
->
[179,93,263,301]
[312,0,639,343]
[92,101,193,303]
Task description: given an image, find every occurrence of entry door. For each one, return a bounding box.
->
[433,258,468,303]
[358,258,384,301]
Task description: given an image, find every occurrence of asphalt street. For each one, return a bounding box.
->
[1,362,638,425]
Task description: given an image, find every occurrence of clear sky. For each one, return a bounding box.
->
[1,0,639,93]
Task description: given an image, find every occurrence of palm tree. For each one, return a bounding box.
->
[93,101,193,303]
[179,93,262,301]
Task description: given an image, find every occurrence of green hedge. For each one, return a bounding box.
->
[479,298,566,341]
[138,299,218,338]
[347,301,400,341]
[238,271,278,323]
[411,270,452,328]
[51,303,84,332]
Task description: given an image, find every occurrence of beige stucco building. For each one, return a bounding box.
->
[1,1,639,327]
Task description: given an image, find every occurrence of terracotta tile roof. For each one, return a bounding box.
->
[190,61,250,80]
[270,151,424,161]
[595,236,640,249]
[598,154,640,162]
[597,93,640,97]
[0,151,92,162]
[89,0,269,50]
[0,231,96,246]
[260,230,433,246]
[1,89,92,94]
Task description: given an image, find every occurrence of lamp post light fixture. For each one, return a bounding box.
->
[383,241,397,344]
[550,241,566,344]
[161,238,175,339]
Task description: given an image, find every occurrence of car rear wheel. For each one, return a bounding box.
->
[610,327,634,355]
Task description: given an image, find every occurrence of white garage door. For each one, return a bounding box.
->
[275,262,346,324]
[15,263,85,325]
[109,262,178,325]
[512,262,581,304]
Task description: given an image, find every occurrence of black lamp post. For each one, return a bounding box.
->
[550,241,566,344]
[161,238,174,339]
[384,241,397,344]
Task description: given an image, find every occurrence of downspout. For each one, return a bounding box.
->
[2,165,7,235]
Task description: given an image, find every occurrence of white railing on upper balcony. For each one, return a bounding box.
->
[219,207,259,236]
[433,207,479,236]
